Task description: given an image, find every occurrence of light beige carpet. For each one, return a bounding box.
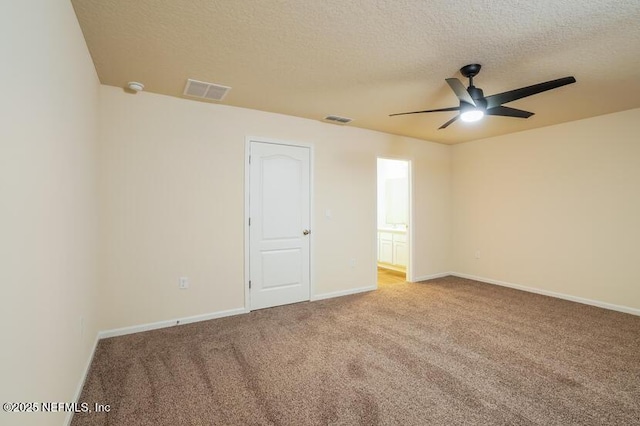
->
[72,276,640,425]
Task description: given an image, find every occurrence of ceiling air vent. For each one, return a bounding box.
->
[323,115,354,125]
[183,79,231,101]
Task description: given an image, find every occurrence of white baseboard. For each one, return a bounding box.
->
[311,285,377,301]
[66,333,100,426]
[451,272,640,317]
[412,272,452,282]
[98,307,249,339]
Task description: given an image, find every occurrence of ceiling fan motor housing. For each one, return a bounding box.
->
[467,86,487,109]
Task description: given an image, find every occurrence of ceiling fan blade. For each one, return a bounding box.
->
[446,78,476,106]
[438,115,459,129]
[485,76,576,108]
[485,106,534,119]
[389,106,460,117]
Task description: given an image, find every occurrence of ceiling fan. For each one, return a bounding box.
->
[390,64,576,129]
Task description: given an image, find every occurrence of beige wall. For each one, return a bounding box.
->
[98,86,451,330]
[452,108,640,310]
[0,1,99,425]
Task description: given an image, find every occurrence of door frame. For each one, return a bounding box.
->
[375,157,414,283]
[244,136,315,311]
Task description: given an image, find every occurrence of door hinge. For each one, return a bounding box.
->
[249,280,251,289]
[249,155,251,164]
[248,217,251,226]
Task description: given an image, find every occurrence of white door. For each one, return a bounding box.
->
[249,141,311,310]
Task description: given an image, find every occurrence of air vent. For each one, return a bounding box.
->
[183,79,231,101]
[323,115,354,125]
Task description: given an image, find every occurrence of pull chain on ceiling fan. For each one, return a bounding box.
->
[390,64,576,129]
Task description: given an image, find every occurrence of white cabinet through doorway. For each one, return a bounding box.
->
[377,230,407,268]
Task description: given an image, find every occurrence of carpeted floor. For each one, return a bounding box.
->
[72,276,640,425]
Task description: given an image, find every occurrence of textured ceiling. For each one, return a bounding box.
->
[71,0,640,144]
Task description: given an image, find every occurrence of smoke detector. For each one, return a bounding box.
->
[183,79,231,101]
[127,82,144,92]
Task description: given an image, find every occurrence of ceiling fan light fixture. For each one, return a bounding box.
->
[460,109,484,123]
[389,63,575,130]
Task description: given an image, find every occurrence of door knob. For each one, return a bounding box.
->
[303,229,311,235]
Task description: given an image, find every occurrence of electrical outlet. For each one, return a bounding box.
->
[475,250,481,259]
[179,277,189,289]
[349,258,356,268]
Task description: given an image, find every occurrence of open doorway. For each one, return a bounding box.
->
[376,158,410,285]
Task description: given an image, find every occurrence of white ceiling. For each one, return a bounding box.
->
[71,0,640,144]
